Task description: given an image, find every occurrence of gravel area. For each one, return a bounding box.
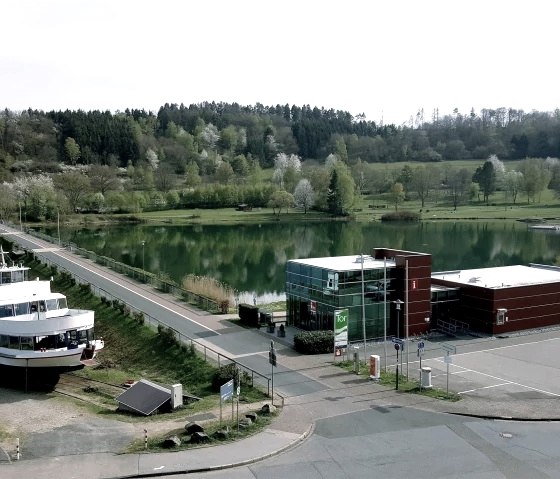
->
[0,388,97,451]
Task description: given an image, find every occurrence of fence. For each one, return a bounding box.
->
[3,228,278,401]
[26,229,225,313]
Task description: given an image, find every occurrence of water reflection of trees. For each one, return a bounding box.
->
[45,221,560,298]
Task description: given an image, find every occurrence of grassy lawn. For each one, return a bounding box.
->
[336,360,460,401]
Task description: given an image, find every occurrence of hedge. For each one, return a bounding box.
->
[293,330,334,354]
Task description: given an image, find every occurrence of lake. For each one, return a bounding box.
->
[42,220,560,303]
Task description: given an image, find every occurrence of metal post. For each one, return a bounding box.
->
[361,253,367,364]
[16,438,20,460]
[395,347,399,390]
[446,354,450,396]
[405,260,409,380]
[383,257,387,372]
[141,240,145,282]
[271,360,274,406]
[144,429,148,450]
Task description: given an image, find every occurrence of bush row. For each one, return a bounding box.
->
[293,330,334,354]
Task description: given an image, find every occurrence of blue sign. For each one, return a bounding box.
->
[392,338,405,350]
[220,379,234,401]
[417,341,425,350]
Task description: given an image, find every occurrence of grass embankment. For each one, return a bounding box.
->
[336,361,460,401]
[133,188,560,226]
[28,258,268,408]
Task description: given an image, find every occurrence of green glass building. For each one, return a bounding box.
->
[286,255,396,341]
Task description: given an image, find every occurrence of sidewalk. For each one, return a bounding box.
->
[0,402,313,479]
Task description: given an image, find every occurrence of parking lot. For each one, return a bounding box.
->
[406,330,560,402]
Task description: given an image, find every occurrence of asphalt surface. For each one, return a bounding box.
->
[2,223,560,478]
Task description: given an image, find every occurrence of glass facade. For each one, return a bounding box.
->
[286,260,395,341]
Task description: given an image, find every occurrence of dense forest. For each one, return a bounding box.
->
[0,102,559,221]
[1,103,559,174]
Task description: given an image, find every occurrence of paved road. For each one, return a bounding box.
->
[0,225,327,398]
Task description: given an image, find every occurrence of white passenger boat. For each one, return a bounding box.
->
[0,246,104,370]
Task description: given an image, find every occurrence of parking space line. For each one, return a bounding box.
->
[426,356,560,397]
[459,382,513,394]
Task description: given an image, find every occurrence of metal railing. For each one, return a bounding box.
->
[2,228,274,398]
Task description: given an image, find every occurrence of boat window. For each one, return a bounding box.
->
[8,336,20,349]
[12,271,25,283]
[58,298,68,309]
[0,335,8,348]
[39,301,46,312]
[56,333,67,348]
[1,272,11,284]
[46,299,58,311]
[20,337,33,350]
[0,304,14,318]
[14,302,30,315]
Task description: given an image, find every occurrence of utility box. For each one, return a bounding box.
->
[369,355,380,380]
[421,367,432,389]
[170,383,183,409]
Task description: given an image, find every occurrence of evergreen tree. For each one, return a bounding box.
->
[327,169,343,215]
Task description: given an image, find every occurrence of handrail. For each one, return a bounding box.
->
[2,227,275,396]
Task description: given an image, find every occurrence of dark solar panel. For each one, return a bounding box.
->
[116,380,170,416]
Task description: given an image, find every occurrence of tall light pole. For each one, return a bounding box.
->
[383,257,387,372]
[141,240,146,281]
[394,299,403,387]
[361,253,367,364]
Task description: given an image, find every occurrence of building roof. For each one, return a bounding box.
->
[288,255,396,272]
[432,264,560,289]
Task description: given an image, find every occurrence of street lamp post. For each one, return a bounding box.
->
[394,299,403,389]
[141,240,146,282]
[361,253,367,364]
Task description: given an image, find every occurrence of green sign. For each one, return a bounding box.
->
[334,309,348,349]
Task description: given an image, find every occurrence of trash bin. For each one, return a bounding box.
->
[267,321,275,333]
[421,367,432,389]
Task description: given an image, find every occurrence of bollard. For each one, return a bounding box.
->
[16,437,20,460]
[353,346,360,374]
[144,429,148,450]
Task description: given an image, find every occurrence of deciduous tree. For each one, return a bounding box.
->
[293,179,315,213]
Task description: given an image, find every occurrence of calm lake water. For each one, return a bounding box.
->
[42,221,560,303]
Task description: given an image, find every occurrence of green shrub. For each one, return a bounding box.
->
[211,363,250,392]
[133,312,145,325]
[293,330,334,354]
[157,324,179,348]
[381,211,421,222]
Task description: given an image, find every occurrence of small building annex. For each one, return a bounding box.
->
[431,264,560,335]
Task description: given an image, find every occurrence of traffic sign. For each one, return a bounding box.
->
[392,337,404,346]
[443,354,453,364]
[220,379,234,401]
[441,343,456,355]
[417,341,425,350]
[269,347,277,366]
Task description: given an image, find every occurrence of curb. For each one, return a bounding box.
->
[115,422,315,479]
[446,411,560,422]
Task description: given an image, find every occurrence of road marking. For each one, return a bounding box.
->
[234,350,270,358]
[426,357,560,397]
[2,227,219,335]
[459,382,512,394]
[57,253,219,334]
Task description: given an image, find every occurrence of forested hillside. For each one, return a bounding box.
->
[0,103,559,222]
